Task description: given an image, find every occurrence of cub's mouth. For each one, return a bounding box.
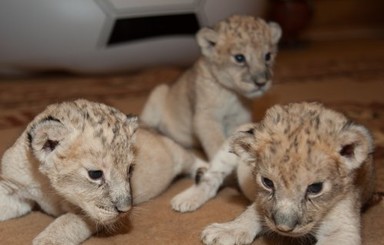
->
[253,79,269,89]
[92,205,130,224]
[244,81,271,98]
[264,216,315,238]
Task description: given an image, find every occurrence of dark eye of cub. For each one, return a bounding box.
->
[234,54,246,63]
[128,164,135,177]
[88,170,103,180]
[307,182,323,195]
[261,177,274,190]
[265,52,272,61]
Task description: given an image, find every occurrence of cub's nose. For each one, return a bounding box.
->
[251,75,269,88]
[113,196,132,213]
[254,80,267,88]
[275,223,295,232]
[272,212,299,232]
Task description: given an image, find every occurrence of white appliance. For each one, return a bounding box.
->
[0,0,267,75]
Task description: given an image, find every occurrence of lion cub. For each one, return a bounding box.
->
[178,102,375,244]
[141,15,281,160]
[0,99,205,245]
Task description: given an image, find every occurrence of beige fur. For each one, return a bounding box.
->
[0,99,206,245]
[141,15,282,160]
[174,102,375,244]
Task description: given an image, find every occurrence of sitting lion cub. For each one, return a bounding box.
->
[0,99,206,245]
[177,102,375,245]
[141,15,282,160]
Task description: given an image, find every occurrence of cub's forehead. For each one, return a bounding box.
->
[48,100,127,126]
[253,103,350,159]
[261,102,348,137]
[44,99,136,148]
[216,15,272,45]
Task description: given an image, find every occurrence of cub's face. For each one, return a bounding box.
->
[29,100,138,225]
[232,103,373,237]
[252,143,349,237]
[197,15,281,98]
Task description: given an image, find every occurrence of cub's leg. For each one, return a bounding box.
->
[0,179,33,221]
[201,203,261,245]
[0,141,34,220]
[140,84,169,129]
[171,142,238,212]
[33,213,95,245]
[193,112,226,160]
[315,197,361,245]
[171,123,255,212]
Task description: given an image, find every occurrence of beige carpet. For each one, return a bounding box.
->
[0,38,383,244]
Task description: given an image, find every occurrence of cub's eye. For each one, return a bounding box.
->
[261,177,274,190]
[306,182,323,195]
[88,170,103,180]
[128,164,135,177]
[265,52,272,61]
[234,54,246,64]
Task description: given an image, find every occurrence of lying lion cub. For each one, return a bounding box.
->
[175,102,375,245]
[0,99,206,245]
[141,15,282,160]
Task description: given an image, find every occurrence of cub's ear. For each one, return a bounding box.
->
[29,116,70,164]
[229,123,258,166]
[125,114,139,136]
[268,22,282,44]
[338,123,374,170]
[196,27,218,57]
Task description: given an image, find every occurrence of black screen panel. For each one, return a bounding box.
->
[107,13,200,46]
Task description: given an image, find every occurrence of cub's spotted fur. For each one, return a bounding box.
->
[141,15,281,160]
[175,102,375,245]
[0,99,205,245]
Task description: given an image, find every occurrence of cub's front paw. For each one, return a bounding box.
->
[33,236,74,245]
[171,185,212,212]
[201,222,255,245]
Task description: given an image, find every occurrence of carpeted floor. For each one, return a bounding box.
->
[0,38,383,244]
